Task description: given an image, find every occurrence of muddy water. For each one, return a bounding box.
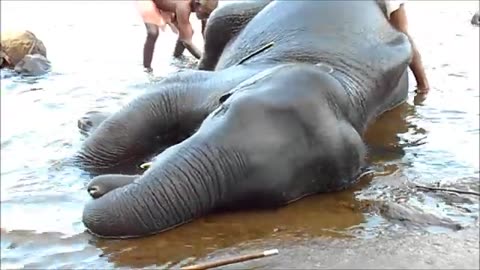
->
[1,1,479,269]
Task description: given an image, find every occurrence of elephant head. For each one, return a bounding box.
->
[82,64,367,238]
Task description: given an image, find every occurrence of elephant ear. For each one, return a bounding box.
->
[218,64,288,105]
[376,31,413,91]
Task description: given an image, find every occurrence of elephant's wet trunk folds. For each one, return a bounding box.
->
[75,88,204,174]
[82,143,248,238]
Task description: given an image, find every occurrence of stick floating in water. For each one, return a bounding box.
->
[415,184,480,196]
[180,249,279,270]
[139,162,152,169]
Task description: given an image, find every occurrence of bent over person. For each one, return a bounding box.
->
[136,0,218,73]
[382,0,430,93]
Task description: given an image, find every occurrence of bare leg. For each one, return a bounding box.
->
[143,23,159,71]
[173,39,186,58]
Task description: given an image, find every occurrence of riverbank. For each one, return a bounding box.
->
[198,227,479,269]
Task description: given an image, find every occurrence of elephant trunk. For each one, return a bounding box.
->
[75,88,207,175]
[82,143,247,238]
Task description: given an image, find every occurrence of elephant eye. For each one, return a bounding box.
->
[219,92,233,104]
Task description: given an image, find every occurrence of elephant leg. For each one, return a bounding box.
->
[87,174,140,199]
[78,111,112,137]
[197,0,272,70]
[75,70,217,175]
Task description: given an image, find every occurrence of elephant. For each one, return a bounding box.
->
[197,0,273,70]
[80,0,412,238]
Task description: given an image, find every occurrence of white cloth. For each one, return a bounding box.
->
[385,0,406,18]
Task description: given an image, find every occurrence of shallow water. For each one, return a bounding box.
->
[1,1,479,269]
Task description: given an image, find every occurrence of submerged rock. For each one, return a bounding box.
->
[376,201,463,231]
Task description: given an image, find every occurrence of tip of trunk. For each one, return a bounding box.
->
[82,144,248,238]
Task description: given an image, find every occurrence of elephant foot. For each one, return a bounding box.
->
[78,111,111,137]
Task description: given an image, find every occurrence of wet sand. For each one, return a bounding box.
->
[197,227,480,269]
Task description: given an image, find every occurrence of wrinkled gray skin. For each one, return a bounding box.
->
[74,64,272,175]
[78,111,112,137]
[14,54,51,76]
[81,0,412,238]
[198,0,273,70]
[472,11,480,26]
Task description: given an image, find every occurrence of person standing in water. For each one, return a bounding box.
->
[136,0,218,73]
[384,0,430,93]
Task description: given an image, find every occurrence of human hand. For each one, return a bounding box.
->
[414,84,430,94]
[181,40,202,59]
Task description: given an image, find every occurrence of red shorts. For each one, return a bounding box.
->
[135,0,178,33]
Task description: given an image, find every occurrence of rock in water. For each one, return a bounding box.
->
[14,54,51,76]
[1,30,47,68]
[472,11,480,26]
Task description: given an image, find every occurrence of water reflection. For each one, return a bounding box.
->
[364,101,424,170]
[92,189,366,268]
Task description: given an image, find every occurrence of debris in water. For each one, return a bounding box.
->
[181,249,279,270]
[415,184,480,197]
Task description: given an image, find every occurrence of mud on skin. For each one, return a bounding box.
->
[79,0,414,238]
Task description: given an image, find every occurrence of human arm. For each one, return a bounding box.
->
[175,3,202,59]
[389,4,430,93]
[201,19,207,37]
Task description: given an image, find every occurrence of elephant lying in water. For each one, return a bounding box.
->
[77,0,412,238]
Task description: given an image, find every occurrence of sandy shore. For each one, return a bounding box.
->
[191,227,479,269]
